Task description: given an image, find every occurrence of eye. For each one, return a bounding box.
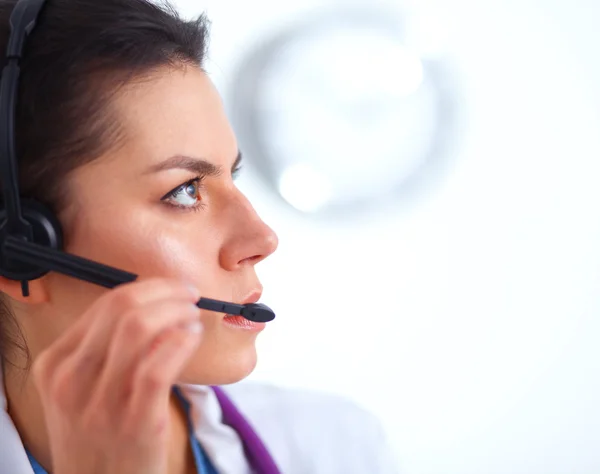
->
[161,177,205,210]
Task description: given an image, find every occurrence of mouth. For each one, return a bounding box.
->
[222,289,267,331]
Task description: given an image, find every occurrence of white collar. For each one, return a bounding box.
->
[177,383,252,474]
[0,364,252,474]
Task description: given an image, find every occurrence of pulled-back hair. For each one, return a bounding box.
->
[0,0,210,366]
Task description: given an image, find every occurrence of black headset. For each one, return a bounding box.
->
[0,0,275,323]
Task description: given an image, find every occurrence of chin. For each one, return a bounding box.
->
[178,345,258,386]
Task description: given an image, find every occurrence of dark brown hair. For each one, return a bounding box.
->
[0,0,210,366]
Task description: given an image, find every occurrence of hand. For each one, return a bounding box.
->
[32,278,203,474]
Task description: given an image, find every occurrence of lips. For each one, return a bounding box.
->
[237,288,263,306]
[221,288,267,330]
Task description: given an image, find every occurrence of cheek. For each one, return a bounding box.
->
[56,202,259,386]
[65,206,220,286]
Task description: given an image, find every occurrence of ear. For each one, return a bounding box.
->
[0,276,50,305]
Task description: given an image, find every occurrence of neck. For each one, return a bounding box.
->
[3,364,194,474]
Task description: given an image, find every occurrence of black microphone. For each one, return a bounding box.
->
[2,236,275,323]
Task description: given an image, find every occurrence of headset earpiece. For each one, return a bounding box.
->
[0,198,63,281]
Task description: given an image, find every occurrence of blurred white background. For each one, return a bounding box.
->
[174,0,600,473]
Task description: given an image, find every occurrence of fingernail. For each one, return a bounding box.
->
[186,283,200,299]
[185,322,202,334]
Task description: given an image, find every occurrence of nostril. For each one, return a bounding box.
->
[243,254,264,265]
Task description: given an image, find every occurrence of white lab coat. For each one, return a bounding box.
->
[0,369,399,474]
[224,382,400,474]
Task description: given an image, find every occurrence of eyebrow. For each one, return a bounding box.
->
[144,151,242,177]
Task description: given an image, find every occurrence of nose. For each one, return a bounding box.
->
[219,191,278,271]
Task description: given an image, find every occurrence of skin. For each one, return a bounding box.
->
[0,65,278,473]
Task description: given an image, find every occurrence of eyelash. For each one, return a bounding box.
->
[161,166,243,213]
[161,176,206,212]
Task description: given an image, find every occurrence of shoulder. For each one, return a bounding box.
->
[222,382,400,474]
[223,382,383,434]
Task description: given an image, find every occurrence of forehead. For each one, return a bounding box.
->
[110,65,237,170]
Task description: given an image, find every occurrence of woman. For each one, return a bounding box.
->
[0,0,398,473]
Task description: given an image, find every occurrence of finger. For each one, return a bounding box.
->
[69,279,199,369]
[77,277,200,333]
[46,279,198,408]
[125,324,202,438]
[94,300,201,407]
[37,279,199,377]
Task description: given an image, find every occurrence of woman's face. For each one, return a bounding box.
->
[39,66,278,385]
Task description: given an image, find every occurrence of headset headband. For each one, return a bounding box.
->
[0,0,46,241]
